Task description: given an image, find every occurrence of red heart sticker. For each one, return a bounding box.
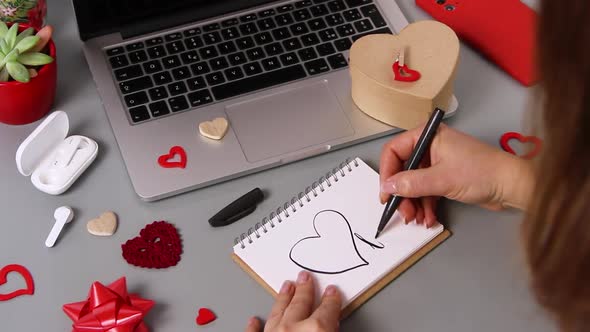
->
[500,132,542,159]
[392,61,421,82]
[121,221,182,269]
[196,308,217,326]
[0,264,34,301]
[158,146,187,169]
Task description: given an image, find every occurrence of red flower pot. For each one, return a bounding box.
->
[0,24,57,125]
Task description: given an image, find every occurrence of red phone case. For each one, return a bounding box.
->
[416,0,537,86]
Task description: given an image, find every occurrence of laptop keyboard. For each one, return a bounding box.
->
[106,0,392,124]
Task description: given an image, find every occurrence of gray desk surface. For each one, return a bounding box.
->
[0,0,554,331]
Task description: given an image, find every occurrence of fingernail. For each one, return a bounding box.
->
[324,285,338,296]
[297,271,310,284]
[380,181,396,194]
[280,280,293,294]
[399,212,408,224]
[248,317,258,326]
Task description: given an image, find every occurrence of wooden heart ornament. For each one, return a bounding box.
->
[87,211,118,236]
[349,20,459,129]
[289,210,368,274]
[199,117,229,140]
[0,264,34,301]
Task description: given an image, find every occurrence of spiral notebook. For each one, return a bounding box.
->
[232,158,450,317]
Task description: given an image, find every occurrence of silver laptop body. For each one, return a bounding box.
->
[76,0,458,201]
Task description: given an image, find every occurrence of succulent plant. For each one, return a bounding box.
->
[0,21,54,83]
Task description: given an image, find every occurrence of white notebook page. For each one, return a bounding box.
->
[233,158,444,307]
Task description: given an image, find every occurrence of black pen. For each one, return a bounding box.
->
[375,108,445,239]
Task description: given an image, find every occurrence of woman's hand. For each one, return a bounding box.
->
[245,271,342,332]
[380,124,534,227]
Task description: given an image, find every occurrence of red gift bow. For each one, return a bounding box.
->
[63,277,154,332]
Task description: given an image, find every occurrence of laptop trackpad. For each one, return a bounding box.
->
[225,81,354,163]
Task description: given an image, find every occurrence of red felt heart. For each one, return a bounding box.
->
[158,146,187,169]
[121,221,182,269]
[392,61,421,82]
[0,264,34,301]
[500,132,542,159]
[196,308,217,326]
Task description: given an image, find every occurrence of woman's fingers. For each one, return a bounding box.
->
[309,285,342,331]
[398,198,416,224]
[244,317,261,332]
[379,127,425,203]
[415,201,425,224]
[422,196,438,228]
[281,271,315,324]
[265,280,295,330]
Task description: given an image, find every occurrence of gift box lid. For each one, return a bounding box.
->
[16,111,69,176]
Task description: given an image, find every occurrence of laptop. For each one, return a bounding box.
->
[72,0,459,201]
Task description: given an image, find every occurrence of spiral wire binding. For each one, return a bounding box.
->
[234,158,360,249]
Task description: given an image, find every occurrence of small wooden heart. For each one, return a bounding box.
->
[87,211,118,236]
[349,20,459,129]
[199,117,229,140]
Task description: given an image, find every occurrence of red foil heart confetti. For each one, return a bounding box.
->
[63,276,154,332]
[121,221,182,269]
[0,264,34,301]
[499,132,542,159]
[392,61,421,82]
[157,146,187,169]
[196,307,217,326]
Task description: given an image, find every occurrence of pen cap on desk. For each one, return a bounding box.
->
[15,111,98,195]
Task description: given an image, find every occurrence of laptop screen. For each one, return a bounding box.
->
[72,0,276,40]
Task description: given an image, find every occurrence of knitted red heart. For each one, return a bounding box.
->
[196,308,216,326]
[392,61,421,82]
[499,132,542,159]
[0,264,34,301]
[158,146,187,169]
[121,221,182,269]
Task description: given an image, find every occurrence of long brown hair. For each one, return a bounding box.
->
[522,0,590,330]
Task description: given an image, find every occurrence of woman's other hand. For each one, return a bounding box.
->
[245,271,342,332]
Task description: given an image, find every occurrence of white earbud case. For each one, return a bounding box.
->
[15,111,98,195]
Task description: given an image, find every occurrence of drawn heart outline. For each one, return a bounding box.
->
[196,307,217,326]
[158,146,187,169]
[500,132,542,159]
[0,264,34,301]
[121,221,182,269]
[392,61,421,82]
[289,210,368,274]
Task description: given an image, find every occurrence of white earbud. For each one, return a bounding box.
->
[55,136,82,168]
[45,206,74,248]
